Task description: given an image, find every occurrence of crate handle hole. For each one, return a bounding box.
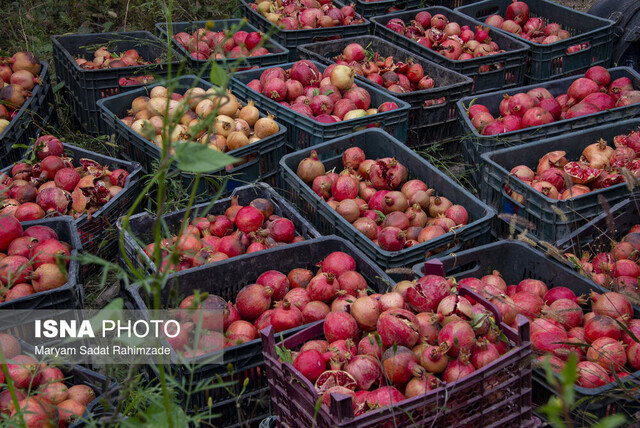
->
[423,96,447,110]
[478,63,505,75]
[566,42,591,56]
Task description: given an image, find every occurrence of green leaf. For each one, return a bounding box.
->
[209,61,227,87]
[275,344,293,364]
[172,141,237,173]
[591,414,627,428]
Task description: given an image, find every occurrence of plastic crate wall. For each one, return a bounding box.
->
[240,0,370,61]
[371,7,530,94]
[97,75,286,198]
[412,241,640,423]
[455,0,614,83]
[0,61,57,168]
[231,60,411,151]
[118,183,322,274]
[480,119,640,243]
[123,236,394,427]
[51,31,183,135]
[296,35,474,148]
[457,66,640,184]
[154,19,289,73]
[279,128,494,270]
[261,289,533,427]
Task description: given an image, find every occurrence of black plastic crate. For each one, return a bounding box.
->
[3,144,143,259]
[231,60,410,151]
[279,128,495,270]
[456,0,614,83]
[296,35,474,148]
[0,217,83,324]
[97,75,287,197]
[0,61,57,168]
[458,66,640,184]
[412,240,640,425]
[371,6,530,94]
[155,19,289,73]
[119,183,322,274]
[240,0,370,61]
[556,197,640,268]
[51,31,184,135]
[123,236,393,426]
[354,0,420,17]
[480,118,640,243]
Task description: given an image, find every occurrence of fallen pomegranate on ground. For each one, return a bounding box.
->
[0,335,96,427]
[165,251,373,355]
[173,28,272,60]
[144,195,306,273]
[505,129,640,201]
[468,66,640,135]
[0,219,70,302]
[328,42,439,95]
[279,274,513,415]
[0,52,43,132]
[122,85,279,167]
[247,60,401,122]
[296,147,469,251]
[249,0,365,29]
[564,225,640,301]
[1,135,128,220]
[384,10,506,63]
[483,0,586,53]
[75,47,158,70]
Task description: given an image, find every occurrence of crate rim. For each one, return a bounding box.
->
[96,74,288,169]
[370,6,531,64]
[295,34,475,96]
[127,235,395,365]
[119,182,323,273]
[478,117,640,204]
[50,30,184,74]
[454,0,615,48]
[457,66,640,139]
[154,18,291,63]
[279,127,496,258]
[239,0,371,33]
[232,60,412,129]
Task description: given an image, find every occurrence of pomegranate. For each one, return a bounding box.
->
[376,308,420,348]
[324,311,359,342]
[235,283,273,321]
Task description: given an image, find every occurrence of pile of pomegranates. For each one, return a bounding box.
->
[0,219,71,302]
[0,333,96,427]
[467,66,640,135]
[74,47,158,70]
[329,42,437,94]
[383,10,506,62]
[143,195,307,273]
[506,129,640,201]
[122,85,280,156]
[249,0,365,29]
[0,52,43,134]
[564,225,640,302]
[296,148,469,251]
[172,27,272,60]
[459,272,640,388]
[283,273,514,415]
[247,60,401,123]
[164,251,375,354]
[482,0,585,52]
[0,135,129,221]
